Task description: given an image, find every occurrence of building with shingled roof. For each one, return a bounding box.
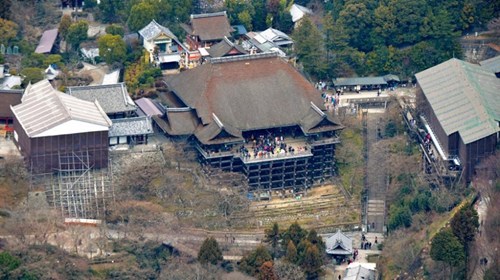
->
[207,37,248,58]
[326,230,353,259]
[66,83,137,119]
[416,58,500,182]
[162,53,343,190]
[181,11,234,51]
[10,80,111,173]
[138,20,190,71]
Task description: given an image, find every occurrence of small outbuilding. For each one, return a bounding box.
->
[326,230,353,261]
[108,116,153,146]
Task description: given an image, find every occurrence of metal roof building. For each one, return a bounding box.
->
[11,80,111,173]
[416,58,499,145]
[13,80,111,138]
[479,55,500,75]
[416,58,500,182]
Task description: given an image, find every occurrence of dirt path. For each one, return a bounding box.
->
[469,189,494,279]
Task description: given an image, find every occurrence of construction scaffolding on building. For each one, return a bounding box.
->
[30,150,114,220]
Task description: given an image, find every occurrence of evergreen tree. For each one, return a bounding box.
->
[66,21,88,51]
[98,34,127,65]
[281,222,307,248]
[451,205,479,248]
[302,244,323,279]
[198,237,223,265]
[430,229,465,278]
[292,17,327,78]
[285,240,298,264]
[307,229,325,254]
[239,245,272,276]
[127,2,157,32]
[264,222,280,257]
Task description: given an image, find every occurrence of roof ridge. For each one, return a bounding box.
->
[191,11,227,19]
[210,52,278,64]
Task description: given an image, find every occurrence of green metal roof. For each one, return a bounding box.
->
[415,58,500,144]
[480,55,500,73]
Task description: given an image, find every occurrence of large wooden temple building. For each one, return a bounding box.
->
[161,53,343,190]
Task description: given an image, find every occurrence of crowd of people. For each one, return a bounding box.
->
[322,92,340,112]
[239,134,308,161]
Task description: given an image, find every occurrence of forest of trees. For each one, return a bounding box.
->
[90,0,498,80]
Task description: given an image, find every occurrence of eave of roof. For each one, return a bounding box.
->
[479,55,500,73]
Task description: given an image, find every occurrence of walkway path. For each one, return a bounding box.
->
[365,113,387,233]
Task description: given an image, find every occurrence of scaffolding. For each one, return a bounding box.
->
[31,150,114,220]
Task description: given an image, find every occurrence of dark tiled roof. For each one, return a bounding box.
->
[188,11,233,41]
[109,116,153,137]
[153,109,198,136]
[165,54,343,138]
[194,114,244,144]
[0,89,23,118]
[67,83,137,114]
[35,29,58,54]
[207,37,247,58]
[299,103,340,134]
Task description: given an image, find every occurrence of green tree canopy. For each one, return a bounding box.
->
[198,237,223,265]
[59,15,72,39]
[43,54,63,68]
[66,21,88,51]
[450,205,479,248]
[264,222,280,257]
[0,18,18,44]
[307,230,325,254]
[388,205,413,231]
[21,68,44,86]
[281,222,307,248]
[302,243,323,278]
[292,17,327,78]
[105,24,125,37]
[127,2,157,32]
[285,240,298,264]
[97,0,122,23]
[0,251,21,275]
[430,229,465,269]
[98,34,127,65]
[239,245,272,276]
